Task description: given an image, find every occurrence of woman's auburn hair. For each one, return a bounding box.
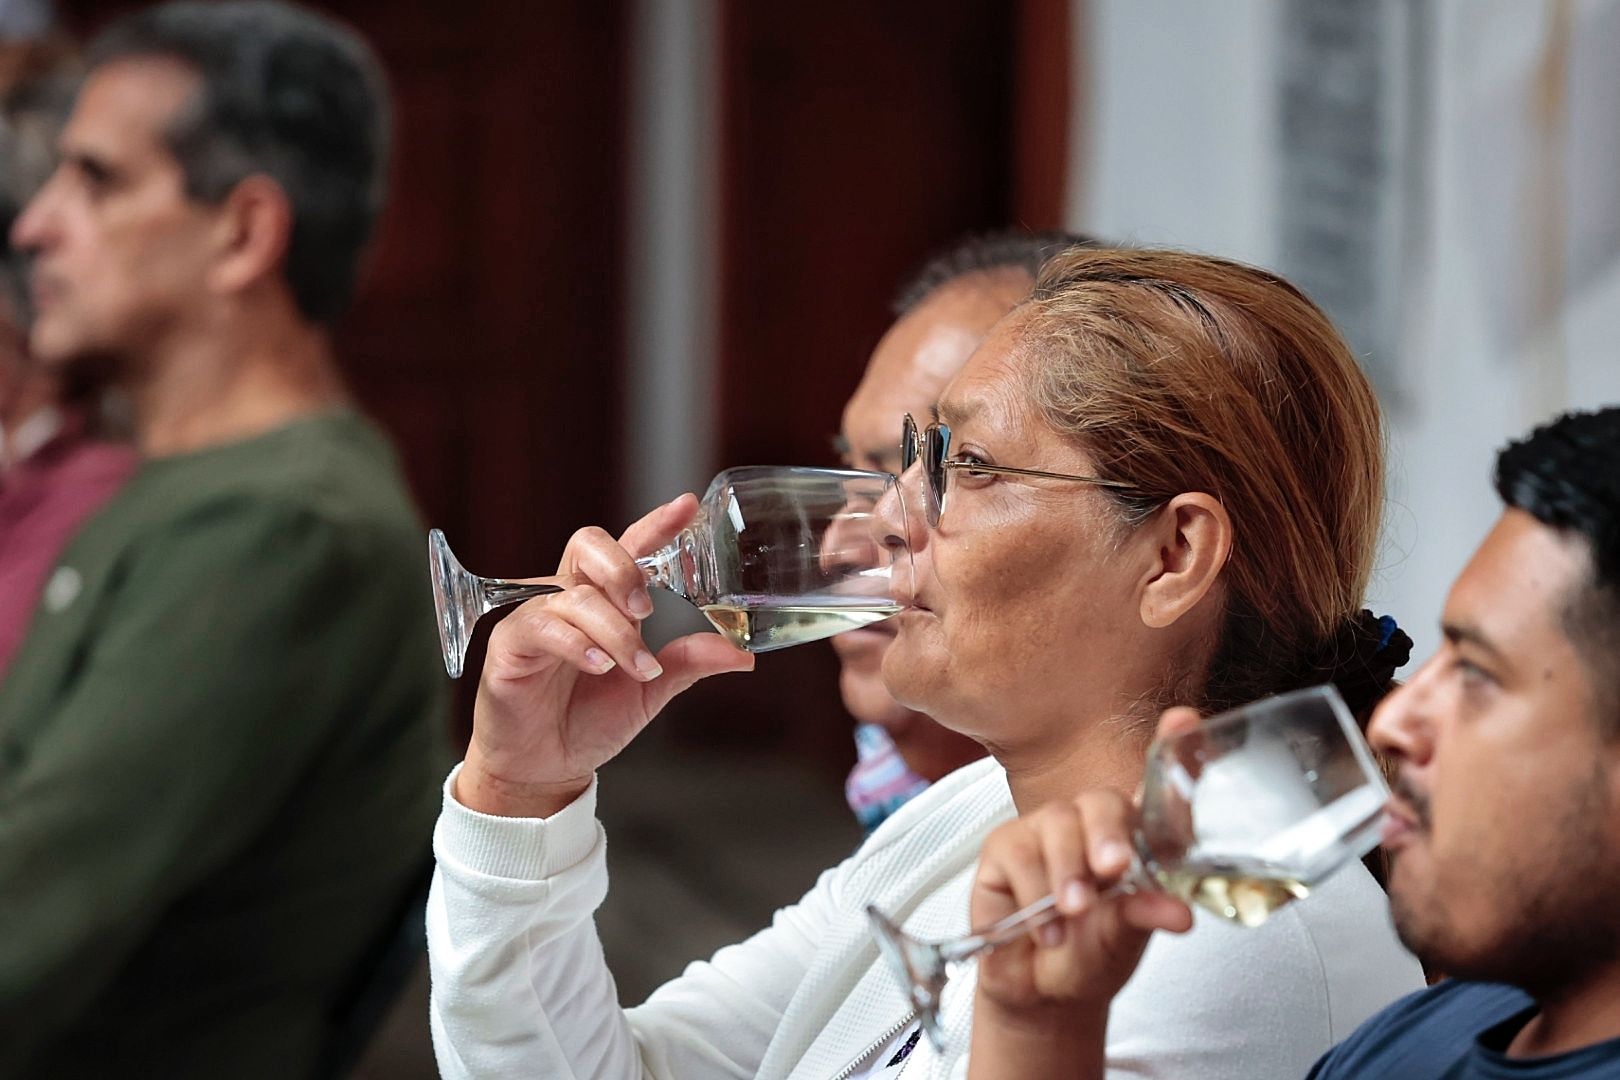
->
[1024,247,1386,714]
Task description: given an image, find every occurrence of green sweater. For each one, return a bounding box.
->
[0,411,448,1078]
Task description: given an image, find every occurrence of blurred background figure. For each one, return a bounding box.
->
[836,230,1094,832]
[0,3,444,1077]
[0,42,136,680]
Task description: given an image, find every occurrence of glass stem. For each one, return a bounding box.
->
[938,860,1152,964]
[470,540,689,618]
[636,533,694,600]
[481,579,564,609]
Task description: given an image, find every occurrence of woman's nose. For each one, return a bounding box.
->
[874,465,928,604]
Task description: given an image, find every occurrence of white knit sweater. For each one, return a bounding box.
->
[427,756,1424,1079]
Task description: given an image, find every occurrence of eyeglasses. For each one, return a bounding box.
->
[901,412,1139,527]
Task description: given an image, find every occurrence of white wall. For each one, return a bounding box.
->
[1072,0,1620,661]
[1077,0,1279,267]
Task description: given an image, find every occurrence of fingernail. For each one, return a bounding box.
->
[1098,842,1132,872]
[585,648,615,673]
[634,650,663,679]
[628,590,654,618]
[1061,879,1088,914]
[1039,920,1065,948]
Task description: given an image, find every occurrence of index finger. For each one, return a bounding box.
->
[1073,791,1138,884]
[619,493,701,558]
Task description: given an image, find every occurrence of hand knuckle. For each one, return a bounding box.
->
[539,618,581,650]
[562,584,602,612]
[513,605,554,638]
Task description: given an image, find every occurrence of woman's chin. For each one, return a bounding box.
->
[876,646,945,718]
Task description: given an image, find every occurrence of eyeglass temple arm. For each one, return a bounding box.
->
[942,461,1139,491]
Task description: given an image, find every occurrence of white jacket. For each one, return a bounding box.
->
[427,756,1424,1079]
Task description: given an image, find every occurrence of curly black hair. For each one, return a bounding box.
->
[1495,406,1620,729]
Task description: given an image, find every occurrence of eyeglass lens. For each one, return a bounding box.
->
[900,413,951,527]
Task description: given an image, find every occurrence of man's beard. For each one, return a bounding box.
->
[1391,762,1620,999]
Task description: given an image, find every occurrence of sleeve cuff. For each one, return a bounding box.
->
[435,762,602,881]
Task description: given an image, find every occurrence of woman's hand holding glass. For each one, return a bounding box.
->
[967,723,1202,1065]
[457,495,756,819]
[440,466,910,818]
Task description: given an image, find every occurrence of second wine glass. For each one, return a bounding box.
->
[429,466,910,677]
[866,684,1389,1051]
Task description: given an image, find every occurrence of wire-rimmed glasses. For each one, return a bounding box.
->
[429,466,911,678]
[900,412,1138,527]
[866,685,1389,1050]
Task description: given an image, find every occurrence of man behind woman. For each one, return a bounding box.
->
[428,245,1424,1077]
[835,231,1093,831]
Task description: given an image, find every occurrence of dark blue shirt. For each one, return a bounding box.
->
[1309,980,1620,1078]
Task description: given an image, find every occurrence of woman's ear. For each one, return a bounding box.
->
[207,175,292,297]
[1138,492,1232,629]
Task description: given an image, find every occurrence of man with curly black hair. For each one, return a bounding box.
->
[1312,405,1620,1075]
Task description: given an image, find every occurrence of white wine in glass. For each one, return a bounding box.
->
[867,684,1389,1050]
[429,466,910,677]
[698,597,902,652]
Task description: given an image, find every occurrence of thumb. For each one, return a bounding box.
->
[640,632,756,714]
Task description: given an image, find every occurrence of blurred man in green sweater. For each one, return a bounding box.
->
[0,3,446,1076]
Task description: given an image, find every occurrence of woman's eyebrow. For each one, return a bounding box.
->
[936,397,985,429]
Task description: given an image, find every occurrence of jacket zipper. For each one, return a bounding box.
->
[828,1012,916,1080]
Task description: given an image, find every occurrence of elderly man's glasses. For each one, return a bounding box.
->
[900,413,1138,527]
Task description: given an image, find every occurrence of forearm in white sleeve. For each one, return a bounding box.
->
[426,765,837,1080]
[428,767,642,1080]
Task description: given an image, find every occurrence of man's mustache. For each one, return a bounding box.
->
[1390,772,1432,832]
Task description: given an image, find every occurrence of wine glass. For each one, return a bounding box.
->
[866,684,1388,1051]
[428,466,910,678]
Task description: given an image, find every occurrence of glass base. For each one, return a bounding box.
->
[428,528,481,679]
[866,903,950,1052]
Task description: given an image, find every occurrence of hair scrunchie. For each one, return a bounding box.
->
[1305,609,1414,718]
